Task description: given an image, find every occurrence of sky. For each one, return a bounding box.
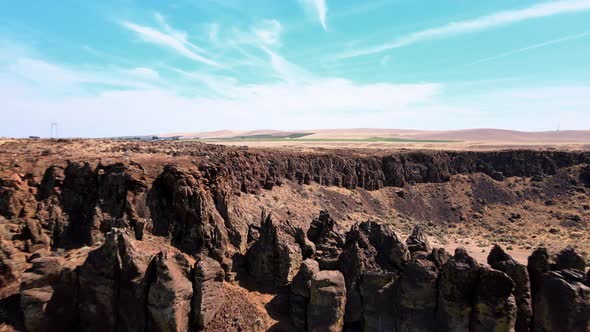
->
[1,0,590,137]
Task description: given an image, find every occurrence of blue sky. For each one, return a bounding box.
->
[1,0,590,137]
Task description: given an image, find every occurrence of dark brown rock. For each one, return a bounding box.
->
[430,247,451,269]
[307,270,347,332]
[289,259,320,329]
[148,165,231,261]
[22,219,51,253]
[436,248,481,332]
[116,231,154,332]
[246,211,302,288]
[77,232,120,332]
[20,253,83,332]
[78,229,153,332]
[0,174,36,219]
[192,254,225,330]
[338,220,410,328]
[60,161,99,247]
[470,267,517,332]
[307,211,345,270]
[146,251,194,332]
[406,224,431,254]
[0,239,26,289]
[528,247,550,301]
[488,245,532,332]
[554,246,586,271]
[396,252,439,332]
[533,269,590,332]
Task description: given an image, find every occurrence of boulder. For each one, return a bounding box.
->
[146,251,194,332]
[554,246,586,271]
[406,225,431,254]
[307,270,347,332]
[488,245,532,332]
[436,248,481,332]
[470,267,517,332]
[533,269,590,332]
[396,252,439,332]
[192,254,226,330]
[290,259,320,329]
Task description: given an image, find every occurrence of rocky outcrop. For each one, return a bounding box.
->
[528,247,550,302]
[0,174,36,219]
[290,259,320,329]
[395,251,440,331]
[406,225,431,254]
[307,211,345,270]
[20,255,79,332]
[77,236,119,331]
[148,165,233,263]
[488,245,532,332]
[146,251,194,332]
[554,246,586,271]
[192,254,225,329]
[338,220,410,330]
[533,269,590,332]
[307,270,347,332]
[437,248,481,332]
[0,239,26,289]
[246,211,303,288]
[77,228,154,332]
[115,231,154,332]
[528,247,590,332]
[470,267,517,332]
[3,143,590,332]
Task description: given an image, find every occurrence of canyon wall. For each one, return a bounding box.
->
[1,145,589,331]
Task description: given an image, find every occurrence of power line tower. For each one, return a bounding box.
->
[50,122,59,139]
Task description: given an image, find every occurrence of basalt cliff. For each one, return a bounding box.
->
[0,139,589,331]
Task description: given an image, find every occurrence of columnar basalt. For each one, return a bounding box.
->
[1,141,589,331]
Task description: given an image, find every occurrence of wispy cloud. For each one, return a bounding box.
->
[252,19,283,46]
[3,57,160,94]
[121,13,222,67]
[466,30,590,66]
[299,0,328,30]
[337,0,590,59]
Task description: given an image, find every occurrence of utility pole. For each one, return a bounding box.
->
[50,122,59,139]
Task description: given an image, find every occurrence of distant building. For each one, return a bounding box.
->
[29,136,40,139]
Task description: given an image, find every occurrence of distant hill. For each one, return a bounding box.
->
[162,128,590,143]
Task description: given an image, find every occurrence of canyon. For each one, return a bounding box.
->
[0,139,589,331]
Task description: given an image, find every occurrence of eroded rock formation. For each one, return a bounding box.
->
[1,142,589,331]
